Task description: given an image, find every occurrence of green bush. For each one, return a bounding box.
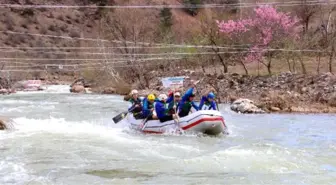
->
[183,0,202,16]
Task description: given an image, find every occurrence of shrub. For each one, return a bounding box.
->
[183,0,202,16]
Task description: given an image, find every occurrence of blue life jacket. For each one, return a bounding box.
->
[155,101,169,119]
[142,98,154,117]
[199,96,217,110]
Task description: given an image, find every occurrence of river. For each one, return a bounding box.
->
[0,85,335,185]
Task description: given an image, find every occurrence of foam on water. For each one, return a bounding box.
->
[15,85,70,94]
[0,92,335,185]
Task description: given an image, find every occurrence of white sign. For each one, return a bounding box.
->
[161,76,186,89]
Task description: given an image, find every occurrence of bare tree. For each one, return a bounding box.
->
[198,12,237,73]
[317,5,336,73]
[99,9,160,88]
[294,0,320,33]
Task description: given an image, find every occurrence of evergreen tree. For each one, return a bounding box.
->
[160,7,173,30]
[183,0,202,16]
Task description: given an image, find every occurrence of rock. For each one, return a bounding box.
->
[70,85,85,93]
[230,98,266,114]
[0,88,8,94]
[84,88,92,94]
[327,93,336,107]
[0,120,6,130]
[102,87,116,94]
[37,87,45,91]
[217,74,225,80]
[300,87,308,93]
[270,107,281,112]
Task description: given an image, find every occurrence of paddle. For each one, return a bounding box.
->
[141,110,154,130]
[112,106,137,124]
[141,115,151,131]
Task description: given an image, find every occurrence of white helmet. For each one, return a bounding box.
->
[130,89,138,95]
[158,94,168,101]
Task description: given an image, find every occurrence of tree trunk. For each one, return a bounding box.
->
[292,58,297,74]
[286,55,292,72]
[239,60,249,75]
[328,46,334,74]
[317,53,321,74]
[267,62,272,75]
[298,54,307,74]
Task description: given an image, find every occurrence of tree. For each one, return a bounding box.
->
[317,5,336,73]
[217,5,300,75]
[159,5,174,41]
[294,0,320,33]
[100,9,161,88]
[183,0,202,16]
[198,12,234,73]
[160,6,173,30]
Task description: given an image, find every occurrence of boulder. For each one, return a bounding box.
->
[0,88,8,94]
[230,98,266,114]
[102,87,116,94]
[270,106,281,112]
[70,85,85,93]
[84,88,92,94]
[0,120,6,130]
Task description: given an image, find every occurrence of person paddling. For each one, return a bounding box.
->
[155,94,178,122]
[142,94,157,120]
[128,89,143,119]
[178,83,199,117]
[199,92,218,110]
[167,91,181,115]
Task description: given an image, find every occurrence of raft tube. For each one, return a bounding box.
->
[125,110,228,136]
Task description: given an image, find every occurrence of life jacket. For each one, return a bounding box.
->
[142,98,155,117]
[179,100,192,116]
[201,100,211,110]
[129,98,142,114]
[155,101,169,119]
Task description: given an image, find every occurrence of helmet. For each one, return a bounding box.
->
[174,92,181,97]
[158,94,168,101]
[147,94,155,101]
[130,89,138,95]
[207,92,215,99]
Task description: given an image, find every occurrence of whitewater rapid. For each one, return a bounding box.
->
[0,85,335,185]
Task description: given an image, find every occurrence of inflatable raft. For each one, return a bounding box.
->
[125,110,228,136]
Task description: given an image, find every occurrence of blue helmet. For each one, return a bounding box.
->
[207,92,215,99]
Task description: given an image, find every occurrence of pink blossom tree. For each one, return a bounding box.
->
[217,5,300,75]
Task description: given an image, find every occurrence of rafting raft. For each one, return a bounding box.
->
[123,110,228,136]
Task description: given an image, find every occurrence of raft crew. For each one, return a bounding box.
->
[142,94,157,120]
[128,89,143,119]
[199,92,217,110]
[125,84,217,122]
[178,87,199,118]
[167,91,181,115]
[155,94,178,122]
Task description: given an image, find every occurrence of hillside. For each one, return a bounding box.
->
[0,0,218,81]
[0,0,335,85]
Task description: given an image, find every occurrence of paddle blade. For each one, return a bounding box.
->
[112,111,128,124]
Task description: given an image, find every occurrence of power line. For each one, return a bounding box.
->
[0,45,250,50]
[0,60,182,72]
[0,30,249,48]
[0,49,330,60]
[0,1,335,9]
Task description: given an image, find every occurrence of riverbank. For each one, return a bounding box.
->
[122,71,336,114]
[5,71,335,114]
